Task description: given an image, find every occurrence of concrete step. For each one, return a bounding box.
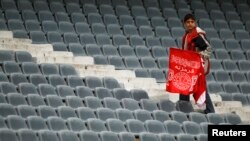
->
[0,31,13,38]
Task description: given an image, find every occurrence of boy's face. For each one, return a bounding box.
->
[184,19,196,31]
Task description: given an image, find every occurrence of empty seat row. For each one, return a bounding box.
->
[219,93,250,106]
[0,50,33,64]
[0,61,78,76]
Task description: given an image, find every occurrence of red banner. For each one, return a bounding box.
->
[166,48,206,105]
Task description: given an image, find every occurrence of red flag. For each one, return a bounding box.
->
[166,48,206,106]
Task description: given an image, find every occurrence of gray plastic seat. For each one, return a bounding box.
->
[139,133,158,141]
[119,133,135,141]
[49,2,66,13]
[7,19,25,31]
[67,117,87,131]
[66,3,81,14]
[188,112,208,124]
[47,116,68,131]
[66,76,84,88]
[29,74,47,87]
[38,84,57,96]
[123,57,142,69]
[102,77,121,89]
[223,113,242,125]
[96,107,116,121]
[22,62,41,74]
[38,130,59,141]
[144,120,166,134]
[94,87,113,99]
[214,71,231,82]
[126,119,146,134]
[147,7,162,18]
[168,17,182,28]
[0,19,7,30]
[158,99,176,112]
[113,35,129,46]
[118,45,135,57]
[158,134,175,141]
[140,57,158,69]
[10,73,29,85]
[219,29,234,40]
[123,25,139,37]
[88,13,103,24]
[47,31,63,43]
[0,82,18,94]
[134,109,153,122]
[56,85,75,98]
[70,13,86,24]
[30,31,47,44]
[25,20,41,32]
[40,63,59,76]
[68,43,85,56]
[176,100,194,113]
[139,26,154,38]
[48,75,67,87]
[46,95,64,108]
[94,56,108,65]
[129,35,145,47]
[214,19,229,30]
[163,8,178,18]
[7,93,27,106]
[38,11,54,22]
[0,128,18,141]
[106,118,127,133]
[170,111,189,123]
[224,39,241,51]
[87,118,107,132]
[84,76,103,89]
[17,105,37,118]
[27,94,46,107]
[135,46,151,58]
[206,113,225,124]
[59,64,78,77]
[6,115,27,130]
[95,34,111,46]
[146,37,162,48]
[135,16,150,27]
[239,82,250,94]
[209,38,225,50]
[15,51,33,63]
[131,6,147,17]
[230,20,244,31]
[79,131,101,141]
[112,88,131,100]
[57,106,77,119]
[84,96,103,109]
[130,89,149,101]
[155,26,171,37]
[115,108,134,121]
[100,4,115,15]
[65,96,84,108]
[17,129,39,141]
[58,130,80,141]
[42,21,58,33]
[0,103,17,117]
[103,14,119,25]
[214,49,230,60]
[83,4,98,14]
[182,121,202,135]
[103,97,122,110]
[176,134,195,141]
[151,46,168,58]
[149,69,166,83]
[85,44,102,56]
[5,9,22,20]
[207,82,224,94]
[235,29,250,40]
[152,110,170,123]
[164,120,184,134]
[27,116,47,130]
[119,15,134,26]
[156,57,168,70]
[134,68,150,78]
[231,71,247,83]
[75,86,94,98]
[222,82,240,93]
[121,98,140,111]
[107,24,122,36]
[76,107,96,120]
[0,93,7,104]
[63,32,79,44]
[3,61,22,74]
[58,22,75,33]
[37,105,57,118]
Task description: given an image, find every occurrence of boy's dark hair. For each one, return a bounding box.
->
[183,13,195,22]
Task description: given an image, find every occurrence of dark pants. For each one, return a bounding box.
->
[179,89,215,114]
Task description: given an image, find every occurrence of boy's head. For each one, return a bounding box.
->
[183,14,197,31]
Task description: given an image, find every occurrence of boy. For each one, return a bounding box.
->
[180,13,215,114]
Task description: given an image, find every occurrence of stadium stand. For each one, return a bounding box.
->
[0,0,250,141]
